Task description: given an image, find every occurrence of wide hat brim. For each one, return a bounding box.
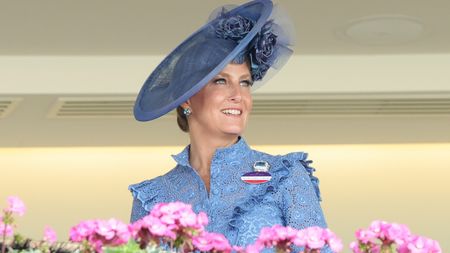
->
[134,0,273,121]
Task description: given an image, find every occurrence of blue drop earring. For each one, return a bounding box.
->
[183,107,192,116]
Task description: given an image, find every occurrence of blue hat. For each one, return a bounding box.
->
[134,0,294,121]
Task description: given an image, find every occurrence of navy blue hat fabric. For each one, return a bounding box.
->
[134,0,291,121]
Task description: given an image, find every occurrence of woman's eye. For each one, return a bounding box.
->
[240,80,254,87]
[213,78,226,85]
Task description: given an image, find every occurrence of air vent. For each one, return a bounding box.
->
[252,99,450,116]
[48,97,136,118]
[0,97,22,119]
[48,93,450,118]
[252,93,450,116]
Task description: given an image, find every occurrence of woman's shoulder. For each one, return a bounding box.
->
[249,148,309,171]
[129,165,186,192]
[250,148,322,201]
[128,166,184,208]
[128,175,164,205]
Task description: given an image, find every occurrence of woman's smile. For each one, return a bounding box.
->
[221,108,243,116]
[184,62,253,137]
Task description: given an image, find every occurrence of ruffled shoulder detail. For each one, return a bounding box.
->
[228,151,322,232]
[228,151,291,232]
[128,177,162,212]
[281,152,322,201]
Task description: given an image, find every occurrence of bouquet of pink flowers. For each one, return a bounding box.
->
[1,196,58,253]
[0,196,442,253]
[130,201,211,252]
[70,218,132,253]
[350,220,441,253]
[244,224,342,253]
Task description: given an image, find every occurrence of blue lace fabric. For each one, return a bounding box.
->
[129,138,329,252]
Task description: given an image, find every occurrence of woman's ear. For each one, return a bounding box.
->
[181,100,191,109]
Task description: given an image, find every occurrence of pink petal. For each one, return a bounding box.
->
[0,222,13,237]
[6,196,26,216]
[43,226,57,244]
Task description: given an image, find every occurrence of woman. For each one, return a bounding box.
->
[129,0,328,249]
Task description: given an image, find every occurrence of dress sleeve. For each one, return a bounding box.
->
[279,152,328,229]
[279,153,332,253]
[128,178,162,223]
[130,195,149,223]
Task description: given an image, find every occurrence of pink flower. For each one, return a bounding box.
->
[192,231,232,252]
[324,229,343,253]
[246,243,264,253]
[96,220,116,240]
[43,226,57,244]
[192,232,214,252]
[95,218,131,245]
[405,235,442,253]
[350,241,363,253]
[370,244,381,253]
[253,225,342,252]
[5,196,26,216]
[273,224,289,240]
[255,225,296,251]
[0,221,13,237]
[293,229,307,247]
[369,220,391,241]
[353,220,441,253]
[386,223,410,244]
[233,245,245,253]
[304,226,326,249]
[69,220,96,242]
[131,202,210,250]
[179,209,197,227]
[136,202,207,240]
[143,215,175,239]
[69,218,131,253]
[209,233,232,252]
[196,212,209,227]
[407,235,429,253]
[257,226,276,246]
[355,228,377,244]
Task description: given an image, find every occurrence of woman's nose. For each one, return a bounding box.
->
[229,81,242,102]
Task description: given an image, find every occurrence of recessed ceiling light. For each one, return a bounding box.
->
[335,15,425,46]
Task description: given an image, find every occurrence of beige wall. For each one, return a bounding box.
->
[1,143,449,252]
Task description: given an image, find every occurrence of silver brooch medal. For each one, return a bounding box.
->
[241,161,272,184]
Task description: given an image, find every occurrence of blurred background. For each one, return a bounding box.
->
[1,0,449,251]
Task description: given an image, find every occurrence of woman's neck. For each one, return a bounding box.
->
[189,133,239,172]
[188,132,239,192]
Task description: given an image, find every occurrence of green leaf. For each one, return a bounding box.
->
[103,241,175,253]
[104,240,145,253]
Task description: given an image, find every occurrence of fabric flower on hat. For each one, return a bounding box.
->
[215,12,278,81]
[216,14,254,41]
[249,20,277,80]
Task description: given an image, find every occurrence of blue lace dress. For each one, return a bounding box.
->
[129,138,328,251]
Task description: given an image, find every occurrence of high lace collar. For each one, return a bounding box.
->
[171,137,251,169]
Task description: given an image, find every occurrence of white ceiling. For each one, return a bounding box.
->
[1,0,450,55]
[1,0,450,147]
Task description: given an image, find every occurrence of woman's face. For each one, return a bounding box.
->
[185,62,253,138]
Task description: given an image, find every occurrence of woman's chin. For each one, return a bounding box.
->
[221,126,245,136]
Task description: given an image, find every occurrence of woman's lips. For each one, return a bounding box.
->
[221,108,242,116]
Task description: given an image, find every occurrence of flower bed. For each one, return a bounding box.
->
[0,196,441,253]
